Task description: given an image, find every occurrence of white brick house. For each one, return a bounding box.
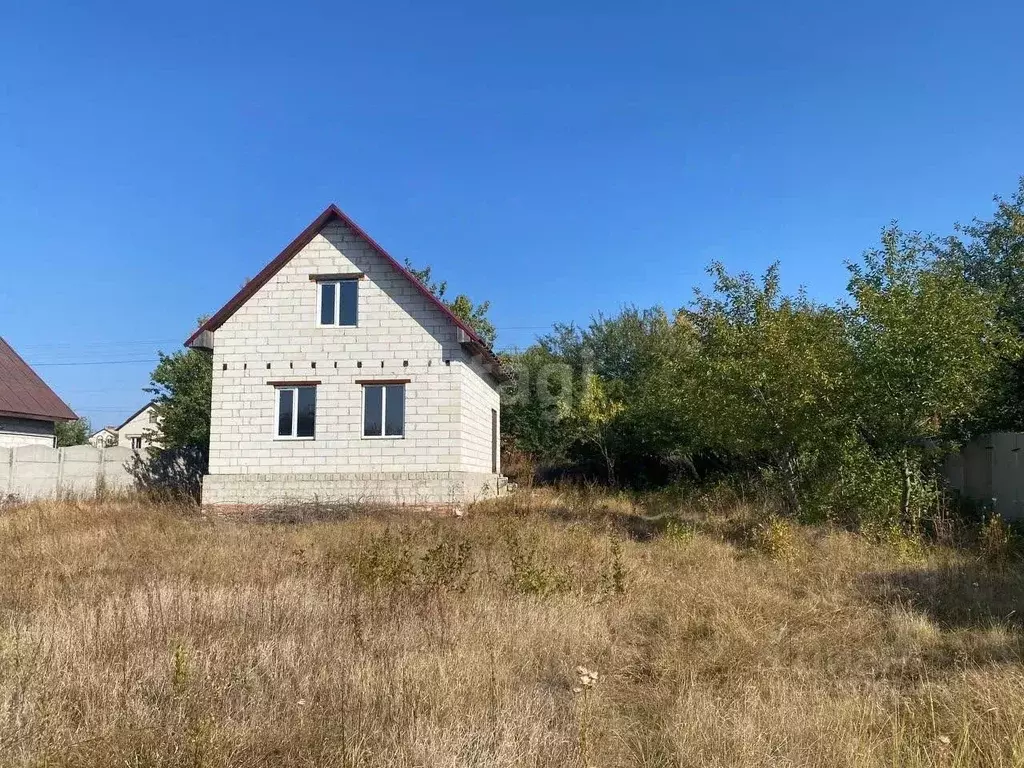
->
[116,402,159,452]
[186,205,505,508]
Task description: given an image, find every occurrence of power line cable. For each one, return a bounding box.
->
[31,359,158,367]
[13,339,180,350]
[15,326,557,350]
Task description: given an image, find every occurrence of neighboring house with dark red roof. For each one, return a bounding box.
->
[0,337,78,448]
[186,204,505,508]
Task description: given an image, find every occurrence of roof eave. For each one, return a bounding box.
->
[456,329,508,383]
[0,337,79,422]
[0,409,78,423]
[187,330,215,351]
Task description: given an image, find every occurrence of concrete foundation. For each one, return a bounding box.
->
[201,471,506,509]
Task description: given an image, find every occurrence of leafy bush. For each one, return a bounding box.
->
[499,180,1024,531]
[747,515,797,561]
[420,534,475,592]
[979,515,1016,568]
[127,445,207,503]
[351,528,415,589]
[503,529,569,596]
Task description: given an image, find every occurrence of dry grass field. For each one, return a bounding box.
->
[0,489,1022,767]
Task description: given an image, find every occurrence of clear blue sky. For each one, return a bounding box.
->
[1,0,1022,428]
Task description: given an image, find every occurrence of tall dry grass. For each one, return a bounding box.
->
[0,489,1022,767]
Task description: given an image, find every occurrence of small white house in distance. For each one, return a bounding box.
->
[117,402,159,452]
[88,426,118,448]
[185,204,506,509]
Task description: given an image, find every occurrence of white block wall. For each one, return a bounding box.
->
[460,358,500,473]
[204,216,502,505]
[0,417,55,448]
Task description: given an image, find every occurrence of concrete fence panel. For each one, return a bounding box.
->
[61,445,103,494]
[0,445,137,501]
[0,447,11,496]
[991,433,1022,520]
[945,432,1024,520]
[101,447,135,491]
[12,444,60,499]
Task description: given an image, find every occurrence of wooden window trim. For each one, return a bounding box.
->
[361,381,406,439]
[274,384,317,440]
[308,272,365,281]
[317,278,359,327]
[267,380,321,387]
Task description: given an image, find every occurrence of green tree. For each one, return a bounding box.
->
[404,260,497,346]
[846,225,1021,525]
[568,309,697,485]
[146,348,213,450]
[684,263,854,515]
[499,344,576,465]
[502,308,701,487]
[55,418,90,447]
[572,374,624,484]
[943,178,1024,429]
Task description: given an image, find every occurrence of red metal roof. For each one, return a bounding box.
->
[184,204,501,371]
[0,337,78,422]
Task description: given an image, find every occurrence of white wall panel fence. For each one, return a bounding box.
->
[0,445,136,501]
[944,432,1024,520]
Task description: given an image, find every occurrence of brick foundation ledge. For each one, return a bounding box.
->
[200,471,506,509]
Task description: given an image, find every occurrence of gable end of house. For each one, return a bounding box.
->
[185,205,505,382]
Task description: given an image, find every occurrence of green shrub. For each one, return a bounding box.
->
[504,529,569,597]
[352,528,414,588]
[979,514,1016,568]
[748,515,796,561]
[663,518,696,543]
[420,534,475,592]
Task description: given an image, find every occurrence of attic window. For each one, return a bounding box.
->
[318,279,358,327]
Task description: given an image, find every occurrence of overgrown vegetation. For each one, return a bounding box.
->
[502,181,1024,533]
[54,417,90,447]
[147,344,213,452]
[135,320,215,500]
[0,491,1021,767]
[144,182,1024,529]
